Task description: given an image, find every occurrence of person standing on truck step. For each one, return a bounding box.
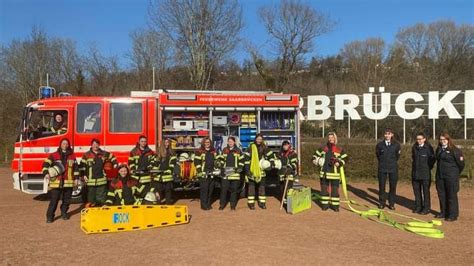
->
[128,135,157,199]
[42,138,79,223]
[105,164,143,206]
[411,132,435,214]
[194,137,221,211]
[153,138,177,205]
[218,136,244,211]
[312,132,347,212]
[375,128,401,210]
[435,132,465,222]
[278,140,299,205]
[80,138,118,208]
[50,113,67,135]
[244,133,276,210]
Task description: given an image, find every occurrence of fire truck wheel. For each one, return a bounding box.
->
[71,180,86,204]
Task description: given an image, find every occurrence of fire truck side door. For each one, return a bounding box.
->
[105,99,147,164]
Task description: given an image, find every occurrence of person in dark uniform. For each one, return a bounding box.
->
[243,133,276,210]
[278,140,298,204]
[105,164,143,206]
[128,135,157,198]
[313,132,347,212]
[375,128,401,210]
[80,138,118,208]
[194,137,221,211]
[435,132,465,222]
[411,132,435,214]
[153,138,177,205]
[218,136,244,211]
[42,138,79,223]
[50,113,67,135]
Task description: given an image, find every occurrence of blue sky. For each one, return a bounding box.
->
[1,0,473,67]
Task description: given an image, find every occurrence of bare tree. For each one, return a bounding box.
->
[396,20,474,90]
[149,0,243,90]
[340,38,387,90]
[130,28,173,90]
[250,0,334,92]
[85,45,124,95]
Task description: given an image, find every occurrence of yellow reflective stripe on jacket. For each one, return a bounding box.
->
[132,175,152,183]
[48,179,74,188]
[87,177,107,186]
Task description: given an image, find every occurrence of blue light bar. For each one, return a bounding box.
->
[39,86,55,99]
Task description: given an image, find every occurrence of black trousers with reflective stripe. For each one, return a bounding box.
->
[378,171,398,206]
[320,178,339,207]
[47,187,73,219]
[248,178,266,203]
[412,179,431,211]
[220,179,240,208]
[87,185,107,205]
[436,177,459,219]
[199,177,215,209]
[156,181,173,205]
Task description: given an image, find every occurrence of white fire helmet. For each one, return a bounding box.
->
[48,161,65,178]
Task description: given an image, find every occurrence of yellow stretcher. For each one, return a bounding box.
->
[81,205,190,234]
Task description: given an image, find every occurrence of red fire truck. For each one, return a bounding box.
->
[12,89,301,200]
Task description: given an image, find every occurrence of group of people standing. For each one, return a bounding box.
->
[374,128,465,222]
[41,128,465,223]
[41,133,299,222]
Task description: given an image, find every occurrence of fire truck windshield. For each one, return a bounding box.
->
[25,109,68,140]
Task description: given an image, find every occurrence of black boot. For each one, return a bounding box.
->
[258,202,266,209]
[420,209,430,215]
[46,217,54,223]
[61,213,69,220]
[322,205,329,211]
[248,203,255,210]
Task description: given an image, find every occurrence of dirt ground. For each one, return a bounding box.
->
[0,167,472,265]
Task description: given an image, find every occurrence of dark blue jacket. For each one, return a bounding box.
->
[411,143,435,180]
[436,146,465,179]
[376,140,401,173]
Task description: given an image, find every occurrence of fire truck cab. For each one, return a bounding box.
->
[12,89,301,199]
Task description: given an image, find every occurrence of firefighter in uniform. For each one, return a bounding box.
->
[153,138,177,205]
[313,132,347,212]
[435,133,465,222]
[42,138,79,223]
[375,128,401,210]
[80,138,118,207]
[411,132,435,214]
[50,113,67,135]
[278,140,298,202]
[194,137,221,211]
[218,136,244,211]
[244,133,276,210]
[128,135,157,198]
[105,164,143,206]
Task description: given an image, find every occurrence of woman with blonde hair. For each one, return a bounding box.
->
[312,132,347,212]
[153,138,177,204]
